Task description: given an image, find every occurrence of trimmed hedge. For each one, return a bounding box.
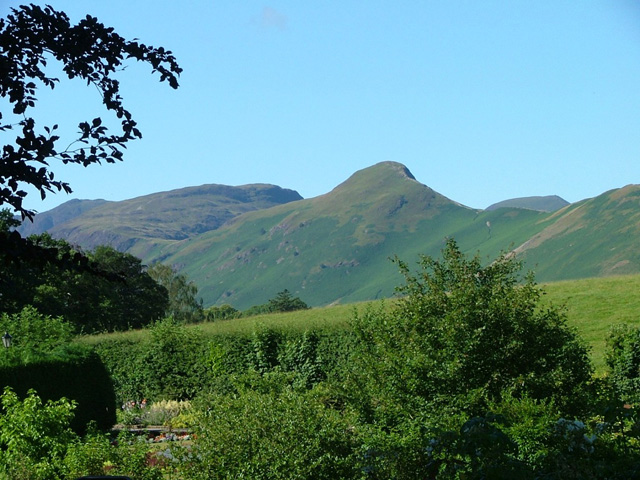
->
[93,321,358,405]
[0,347,116,433]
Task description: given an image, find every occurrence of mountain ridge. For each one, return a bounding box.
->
[16,162,640,309]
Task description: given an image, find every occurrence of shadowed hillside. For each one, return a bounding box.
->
[19,184,302,258]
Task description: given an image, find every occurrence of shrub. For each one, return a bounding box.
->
[0,387,77,480]
[0,345,117,433]
[349,239,594,424]
[606,323,640,404]
[138,318,208,400]
[63,430,164,480]
[203,304,240,321]
[182,382,359,479]
[0,305,74,364]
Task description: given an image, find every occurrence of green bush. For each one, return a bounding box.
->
[0,387,77,480]
[138,318,208,400]
[606,323,640,404]
[349,239,593,425]
[93,338,147,406]
[0,309,116,433]
[63,430,164,480]
[95,318,209,403]
[182,379,359,479]
[0,305,74,364]
[0,347,117,433]
[203,304,240,321]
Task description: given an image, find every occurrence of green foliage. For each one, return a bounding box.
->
[203,303,239,321]
[0,388,77,480]
[0,346,117,433]
[249,326,283,373]
[0,4,180,220]
[241,289,309,317]
[63,430,163,480]
[279,330,326,388]
[139,318,207,400]
[91,338,146,405]
[87,245,169,331]
[241,302,272,317]
[183,382,359,479]
[0,208,20,232]
[350,239,593,423]
[0,236,169,333]
[0,307,117,432]
[95,318,208,403]
[606,323,640,404]
[267,288,310,312]
[147,263,203,323]
[423,415,532,479]
[0,305,74,363]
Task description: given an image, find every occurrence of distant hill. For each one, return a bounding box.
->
[485,195,569,212]
[18,162,640,309]
[152,162,551,308]
[18,199,109,237]
[18,184,302,257]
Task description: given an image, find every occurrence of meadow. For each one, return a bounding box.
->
[79,273,640,372]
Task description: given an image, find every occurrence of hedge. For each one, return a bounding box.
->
[0,347,116,433]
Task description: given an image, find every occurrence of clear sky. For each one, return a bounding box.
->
[4,1,640,214]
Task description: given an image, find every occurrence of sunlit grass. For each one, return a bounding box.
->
[542,274,640,371]
[77,274,640,373]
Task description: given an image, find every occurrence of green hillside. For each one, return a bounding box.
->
[515,185,640,281]
[22,183,302,257]
[159,162,552,308]
[20,162,640,310]
[485,195,569,212]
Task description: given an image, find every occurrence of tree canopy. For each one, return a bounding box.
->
[350,239,593,422]
[0,228,169,333]
[0,4,181,220]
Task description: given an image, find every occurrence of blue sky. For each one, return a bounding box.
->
[4,1,640,213]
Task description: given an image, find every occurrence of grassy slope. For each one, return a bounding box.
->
[541,274,640,370]
[80,274,640,372]
[517,185,640,281]
[162,162,553,309]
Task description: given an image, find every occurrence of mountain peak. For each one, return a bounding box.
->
[329,161,420,196]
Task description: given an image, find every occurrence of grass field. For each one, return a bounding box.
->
[79,274,640,372]
[542,274,640,370]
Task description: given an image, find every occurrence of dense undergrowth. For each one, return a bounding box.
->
[3,241,640,478]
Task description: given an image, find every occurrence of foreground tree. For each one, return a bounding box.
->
[344,240,596,477]
[1,234,169,332]
[0,4,181,219]
[350,239,593,423]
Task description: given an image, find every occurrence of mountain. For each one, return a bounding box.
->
[150,162,552,308]
[514,185,640,280]
[18,162,640,309]
[18,184,302,258]
[485,195,569,212]
[18,199,109,237]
